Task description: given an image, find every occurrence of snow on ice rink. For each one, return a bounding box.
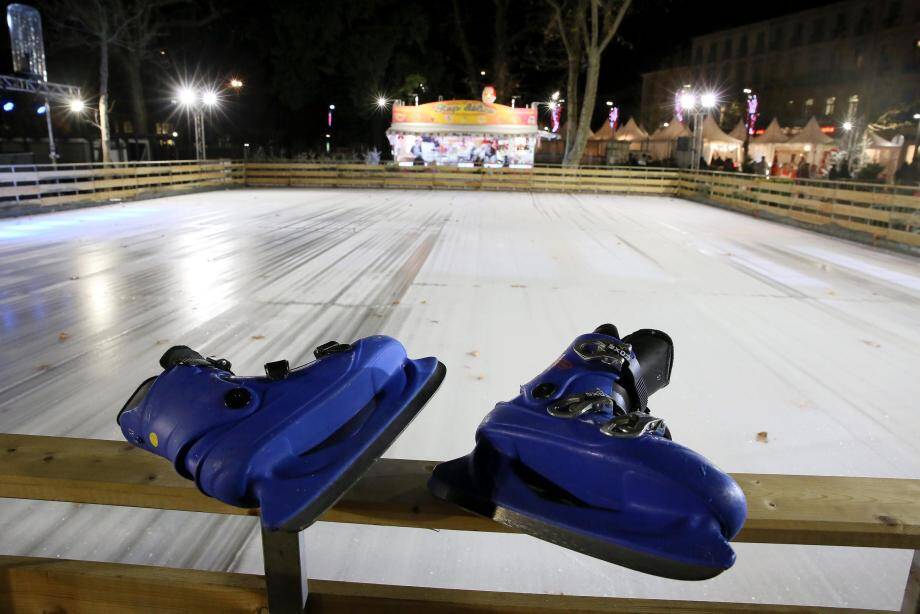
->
[1,188,918,609]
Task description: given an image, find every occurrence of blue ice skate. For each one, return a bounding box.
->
[428,324,746,580]
[118,336,445,531]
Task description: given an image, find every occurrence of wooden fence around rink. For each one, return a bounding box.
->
[0,159,242,211]
[0,433,918,613]
[676,171,920,250]
[0,159,917,251]
[242,162,680,195]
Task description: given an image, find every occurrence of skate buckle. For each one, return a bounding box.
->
[574,340,633,371]
[547,388,613,418]
[600,412,666,438]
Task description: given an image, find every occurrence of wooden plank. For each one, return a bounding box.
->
[1,434,918,548]
[0,555,882,614]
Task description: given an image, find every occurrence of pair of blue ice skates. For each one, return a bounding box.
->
[118,324,746,580]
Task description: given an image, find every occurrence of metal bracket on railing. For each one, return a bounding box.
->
[261,526,309,613]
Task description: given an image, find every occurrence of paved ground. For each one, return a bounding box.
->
[1,188,918,609]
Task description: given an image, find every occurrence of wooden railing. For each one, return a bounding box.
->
[0,160,916,252]
[0,160,242,212]
[243,162,679,195]
[677,171,920,250]
[1,433,918,613]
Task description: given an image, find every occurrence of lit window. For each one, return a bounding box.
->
[825,96,836,115]
[804,98,814,114]
[847,94,859,116]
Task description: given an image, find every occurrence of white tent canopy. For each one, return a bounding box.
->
[700,115,742,164]
[864,131,904,179]
[729,120,747,141]
[649,117,691,160]
[787,116,834,145]
[780,116,836,167]
[749,118,788,164]
[614,117,648,141]
[589,121,616,141]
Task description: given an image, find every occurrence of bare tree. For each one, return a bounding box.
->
[42,0,142,162]
[549,0,632,166]
[451,0,481,97]
[115,0,221,138]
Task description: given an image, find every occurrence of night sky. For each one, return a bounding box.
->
[4,0,844,154]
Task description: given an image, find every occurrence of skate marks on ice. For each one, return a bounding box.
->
[0,189,917,609]
[0,189,448,574]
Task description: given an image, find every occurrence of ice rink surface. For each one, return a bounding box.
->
[1,188,918,609]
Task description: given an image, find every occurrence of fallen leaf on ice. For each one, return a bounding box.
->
[756,431,768,443]
[251,335,266,340]
[35,364,50,372]
[155,339,169,345]
[467,350,480,357]
[860,339,881,348]
[57,332,70,342]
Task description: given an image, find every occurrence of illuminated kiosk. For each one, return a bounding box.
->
[387,93,538,168]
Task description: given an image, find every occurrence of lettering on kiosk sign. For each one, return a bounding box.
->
[393,100,536,127]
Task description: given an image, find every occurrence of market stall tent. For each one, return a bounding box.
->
[749,118,788,165]
[648,117,691,160]
[584,121,614,161]
[613,118,649,151]
[700,115,743,164]
[863,131,904,179]
[729,120,748,141]
[783,116,835,167]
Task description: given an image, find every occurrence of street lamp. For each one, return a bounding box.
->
[176,85,219,160]
[376,96,389,109]
[229,78,243,89]
[68,98,85,113]
[676,88,718,170]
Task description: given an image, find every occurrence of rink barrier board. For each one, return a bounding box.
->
[0,161,242,210]
[1,434,918,548]
[0,158,915,249]
[0,433,917,614]
[0,556,889,614]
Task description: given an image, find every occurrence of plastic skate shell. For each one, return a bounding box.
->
[428,325,746,580]
[118,335,445,531]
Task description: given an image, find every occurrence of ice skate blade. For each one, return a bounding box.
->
[268,360,447,532]
[428,456,727,581]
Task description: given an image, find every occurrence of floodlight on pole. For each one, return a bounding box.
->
[914,113,920,120]
[376,96,389,109]
[202,90,219,106]
[842,121,853,131]
[177,87,197,107]
[679,92,696,110]
[700,92,717,109]
[229,78,243,89]
[68,98,85,113]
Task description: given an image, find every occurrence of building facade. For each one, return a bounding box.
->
[640,0,920,134]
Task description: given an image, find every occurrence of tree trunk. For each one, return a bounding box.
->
[451,0,480,97]
[563,53,600,167]
[98,29,111,163]
[563,51,580,158]
[122,49,148,138]
[492,0,512,100]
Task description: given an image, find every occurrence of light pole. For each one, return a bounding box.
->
[177,86,219,160]
[913,113,920,158]
[677,89,717,170]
